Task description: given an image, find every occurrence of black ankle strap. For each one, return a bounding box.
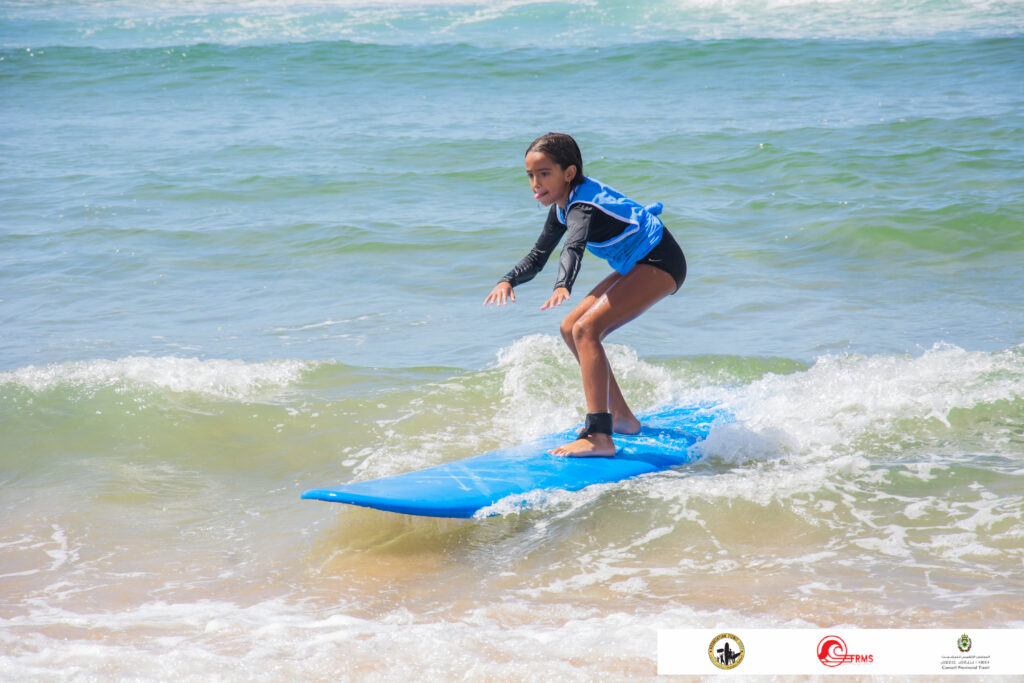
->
[578,412,613,438]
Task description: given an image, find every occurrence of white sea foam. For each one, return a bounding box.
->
[0,356,317,401]
[0,595,804,682]
[709,342,1024,464]
[492,338,1024,470]
[475,480,618,519]
[492,333,677,442]
[5,0,1020,49]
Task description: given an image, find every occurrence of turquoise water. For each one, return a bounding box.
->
[2,1,1023,679]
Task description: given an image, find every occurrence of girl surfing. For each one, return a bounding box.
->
[484,133,687,457]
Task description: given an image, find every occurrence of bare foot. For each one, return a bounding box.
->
[613,414,641,435]
[549,433,617,457]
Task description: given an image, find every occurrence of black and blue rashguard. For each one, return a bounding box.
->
[500,180,687,294]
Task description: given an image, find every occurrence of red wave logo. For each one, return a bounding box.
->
[817,635,874,667]
[817,635,849,667]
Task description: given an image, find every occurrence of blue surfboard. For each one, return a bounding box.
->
[302,404,728,518]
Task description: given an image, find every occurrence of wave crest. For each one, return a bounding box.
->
[0,356,317,401]
[4,0,1021,50]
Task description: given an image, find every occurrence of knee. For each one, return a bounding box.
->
[559,316,576,345]
[571,318,600,346]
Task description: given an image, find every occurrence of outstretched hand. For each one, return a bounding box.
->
[540,287,570,311]
[483,281,516,306]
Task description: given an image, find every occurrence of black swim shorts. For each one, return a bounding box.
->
[636,227,687,293]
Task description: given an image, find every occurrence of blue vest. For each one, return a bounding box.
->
[556,177,664,275]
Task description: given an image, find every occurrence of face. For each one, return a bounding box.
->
[525,151,576,208]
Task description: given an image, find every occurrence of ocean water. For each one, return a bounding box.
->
[2,0,1023,679]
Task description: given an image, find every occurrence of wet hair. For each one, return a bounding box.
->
[525,132,584,187]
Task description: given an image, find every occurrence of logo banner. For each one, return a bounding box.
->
[658,629,1023,676]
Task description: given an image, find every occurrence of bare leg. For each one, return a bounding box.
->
[559,273,640,435]
[550,264,676,457]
